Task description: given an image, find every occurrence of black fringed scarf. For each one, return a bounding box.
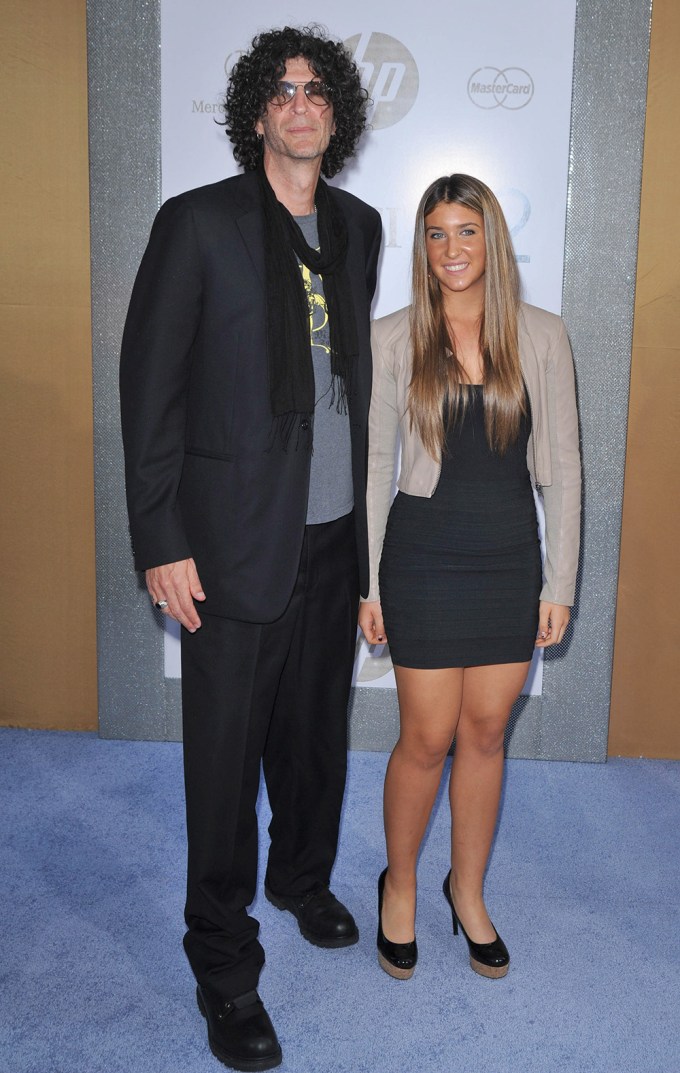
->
[256,164,359,423]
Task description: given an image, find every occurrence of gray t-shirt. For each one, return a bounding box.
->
[295,213,354,525]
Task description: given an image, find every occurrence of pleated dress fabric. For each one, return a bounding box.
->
[379,385,541,669]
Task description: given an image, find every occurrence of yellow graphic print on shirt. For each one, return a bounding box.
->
[299,262,330,355]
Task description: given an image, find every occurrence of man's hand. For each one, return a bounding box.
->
[535,601,570,648]
[146,558,206,632]
[358,600,387,645]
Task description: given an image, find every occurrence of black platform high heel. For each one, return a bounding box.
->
[377,868,418,980]
[443,870,509,979]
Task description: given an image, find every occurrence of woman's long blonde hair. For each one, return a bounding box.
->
[409,174,525,459]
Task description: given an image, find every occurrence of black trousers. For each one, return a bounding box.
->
[180,512,359,999]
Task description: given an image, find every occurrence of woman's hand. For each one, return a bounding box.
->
[358,600,387,645]
[535,601,570,648]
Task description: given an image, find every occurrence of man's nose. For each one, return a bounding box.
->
[291,85,308,110]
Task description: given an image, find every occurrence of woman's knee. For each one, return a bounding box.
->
[396,729,453,770]
[457,711,508,757]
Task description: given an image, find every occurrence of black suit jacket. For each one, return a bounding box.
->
[120,170,382,622]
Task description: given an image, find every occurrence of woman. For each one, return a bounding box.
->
[358,174,581,981]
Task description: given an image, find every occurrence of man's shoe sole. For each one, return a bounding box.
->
[264,888,359,948]
[197,990,282,1072]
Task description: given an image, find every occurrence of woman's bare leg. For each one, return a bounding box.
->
[381,665,464,942]
[448,661,530,942]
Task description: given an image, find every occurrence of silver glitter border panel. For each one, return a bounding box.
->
[89,0,652,758]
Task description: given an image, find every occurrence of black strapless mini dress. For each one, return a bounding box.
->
[379,386,541,668]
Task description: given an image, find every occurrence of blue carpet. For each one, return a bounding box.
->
[1,728,678,1073]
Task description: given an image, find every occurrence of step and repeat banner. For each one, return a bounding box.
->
[159,0,577,698]
[90,0,651,756]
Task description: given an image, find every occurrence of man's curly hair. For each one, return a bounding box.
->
[223,25,370,178]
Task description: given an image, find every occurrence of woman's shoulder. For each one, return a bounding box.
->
[519,301,566,341]
[371,305,411,346]
[519,302,573,376]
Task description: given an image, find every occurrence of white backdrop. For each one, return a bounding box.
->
[160,0,577,694]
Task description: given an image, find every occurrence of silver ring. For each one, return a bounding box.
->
[154,600,169,610]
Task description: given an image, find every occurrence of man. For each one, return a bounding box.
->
[120,25,381,1073]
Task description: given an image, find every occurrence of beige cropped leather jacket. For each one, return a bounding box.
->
[364,302,582,606]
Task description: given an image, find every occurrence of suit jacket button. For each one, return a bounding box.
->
[300,419,310,430]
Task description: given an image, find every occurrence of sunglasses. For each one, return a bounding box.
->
[270,80,332,107]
